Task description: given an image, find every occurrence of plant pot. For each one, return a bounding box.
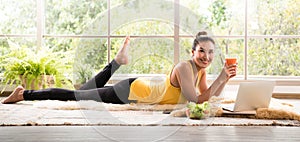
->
[19,75,55,90]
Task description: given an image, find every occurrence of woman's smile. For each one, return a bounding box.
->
[199,58,209,65]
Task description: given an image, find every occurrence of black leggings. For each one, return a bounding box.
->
[23,60,137,104]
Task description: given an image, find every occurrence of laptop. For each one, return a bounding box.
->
[221,81,275,115]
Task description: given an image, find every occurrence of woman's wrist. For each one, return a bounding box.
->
[218,69,229,83]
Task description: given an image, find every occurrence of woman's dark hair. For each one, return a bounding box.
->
[192,31,215,51]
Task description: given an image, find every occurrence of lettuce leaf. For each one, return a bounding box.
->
[186,101,210,119]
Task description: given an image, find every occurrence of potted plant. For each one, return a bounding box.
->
[73,63,93,89]
[0,39,73,92]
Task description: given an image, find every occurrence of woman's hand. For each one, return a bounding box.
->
[220,63,238,82]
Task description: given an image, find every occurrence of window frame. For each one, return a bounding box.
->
[0,0,299,86]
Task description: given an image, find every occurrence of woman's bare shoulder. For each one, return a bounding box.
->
[174,61,190,69]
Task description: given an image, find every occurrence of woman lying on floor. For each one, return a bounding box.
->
[1,31,237,104]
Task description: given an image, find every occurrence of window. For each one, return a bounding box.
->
[0,0,299,85]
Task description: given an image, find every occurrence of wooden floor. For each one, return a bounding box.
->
[1,126,300,142]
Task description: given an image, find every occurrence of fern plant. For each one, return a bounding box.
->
[0,39,73,91]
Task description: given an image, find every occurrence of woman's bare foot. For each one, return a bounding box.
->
[1,86,25,104]
[115,36,130,65]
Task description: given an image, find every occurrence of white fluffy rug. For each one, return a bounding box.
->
[30,100,187,111]
[26,97,300,121]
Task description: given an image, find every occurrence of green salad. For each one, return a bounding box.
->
[186,101,210,119]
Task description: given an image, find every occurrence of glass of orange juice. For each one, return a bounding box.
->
[225,54,237,66]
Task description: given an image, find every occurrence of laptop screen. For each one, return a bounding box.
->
[233,81,275,111]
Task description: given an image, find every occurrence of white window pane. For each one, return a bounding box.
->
[248,0,300,35]
[46,0,108,35]
[110,0,174,35]
[0,0,36,34]
[248,38,300,76]
[179,0,245,35]
[112,38,174,74]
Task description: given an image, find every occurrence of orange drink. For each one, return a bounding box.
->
[225,57,237,66]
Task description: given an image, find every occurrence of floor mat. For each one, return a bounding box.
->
[1,98,299,126]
